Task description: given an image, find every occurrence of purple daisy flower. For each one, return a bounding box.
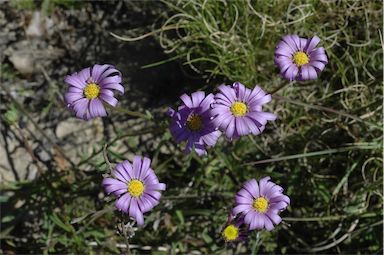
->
[168,91,221,156]
[64,64,124,120]
[232,177,290,231]
[211,82,276,139]
[274,34,328,81]
[221,214,248,242]
[102,156,166,226]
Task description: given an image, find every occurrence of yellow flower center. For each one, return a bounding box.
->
[127,180,145,197]
[292,51,310,67]
[230,102,247,117]
[83,83,100,99]
[252,197,269,213]
[222,224,239,241]
[186,114,203,131]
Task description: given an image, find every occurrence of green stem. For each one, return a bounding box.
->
[251,232,261,255]
[273,95,381,129]
[283,212,379,222]
[109,105,151,119]
[268,81,292,95]
[244,144,379,165]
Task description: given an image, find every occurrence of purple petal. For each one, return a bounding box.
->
[199,93,214,112]
[269,201,289,211]
[243,179,259,198]
[304,35,320,53]
[134,203,145,226]
[309,48,328,62]
[237,188,253,199]
[145,190,161,200]
[98,66,121,83]
[250,212,264,230]
[225,118,235,138]
[301,65,318,80]
[72,98,89,119]
[91,64,111,82]
[104,186,127,197]
[78,68,91,83]
[217,85,236,102]
[233,82,247,101]
[212,111,232,130]
[270,194,290,205]
[144,170,160,185]
[191,91,205,108]
[235,195,252,205]
[115,163,131,181]
[138,195,155,213]
[100,93,118,107]
[201,131,220,147]
[299,38,307,51]
[281,35,299,51]
[214,93,232,105]
[233,204,251,215]
[115,193,131,213]
[180,94,193,108]
[65,75,86,89]
[258,176,271,196]
[275,41,295,57]
[99,76,122,86]
[266,212,282,225]
[261,214,274,231]
[146,183,166,191]
[132,156,142,179]
[100,83,124,94]
[310,61,326,71]
[65,92,83,105]
[249,94,272,107]
[89,98,107,118]
[283,65,299,80]
[113,167,128,182]
[140,157,151,180]
[235,118,249,136]
[243,117,262,135]
[211,105,230,116]
[275,57,294,73]
[121,160,134,179]
[264,184,284,198]
[129,199,140,221]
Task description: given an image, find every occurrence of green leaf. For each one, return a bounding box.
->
[50,213,74,233]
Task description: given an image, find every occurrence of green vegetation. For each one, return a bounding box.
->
[1,0,382,254]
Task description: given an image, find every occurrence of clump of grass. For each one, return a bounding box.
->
[143,0,382,253]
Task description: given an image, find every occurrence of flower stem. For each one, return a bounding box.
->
[123,232,131,255]
[108,105,151,119]
[251,232,261,255]
[121,222,131,255]
[268,81,293,95]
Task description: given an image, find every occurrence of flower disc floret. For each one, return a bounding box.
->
[230,102,247,117]
[186,114,203,131]
[222,225,239,241]
[253,197,269,213]
[84,83,100,99]
[292,51,309,67]
[127,180,145,197]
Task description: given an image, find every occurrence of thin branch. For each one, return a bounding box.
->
[244,144,380,166]
[273,95,381,129]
